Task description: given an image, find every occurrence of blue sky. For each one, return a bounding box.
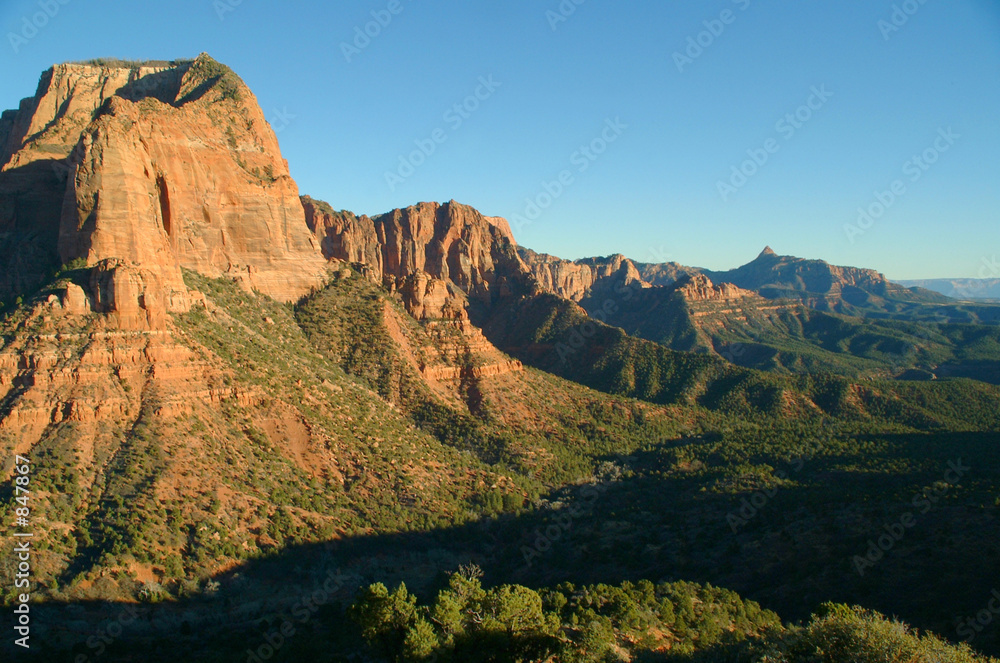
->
[2,0,998,279]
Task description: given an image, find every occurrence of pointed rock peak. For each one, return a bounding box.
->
[759,246,777,258]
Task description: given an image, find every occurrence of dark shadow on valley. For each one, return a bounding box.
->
[6,430,999,662]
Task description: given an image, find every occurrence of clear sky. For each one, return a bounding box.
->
[2,0,998,280]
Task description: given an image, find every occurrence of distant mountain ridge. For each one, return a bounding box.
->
[702,246,951,311]
[518,245,954,313]
[899,278,1000,301]
[519,244,1000,320]
[514,245,1000,378]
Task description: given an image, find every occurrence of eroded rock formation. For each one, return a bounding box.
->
[517,248,650,302]
[673,273,757,303]
[1,55,327,306]
[305,197,534,320]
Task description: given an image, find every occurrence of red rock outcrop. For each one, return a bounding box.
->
[1,62,189,167]
[0,56,334,459]
[0,295,220,451]
[393,272,469,321]
[305,197,534,319]
[371,201,524,306]
[0,62,193,300]
[517,248,648,302]
[1,55,327,305]
[482,214,515,245]
[303,197,532,388]
[302,196,383,272]
[86,259,184,331]
[673,273,757,303]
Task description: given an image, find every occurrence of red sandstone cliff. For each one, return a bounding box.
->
[1,55,327,307]
[303,197,532,320]
[516,248,650,302]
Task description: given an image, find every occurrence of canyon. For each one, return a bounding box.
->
[1,55,999,663]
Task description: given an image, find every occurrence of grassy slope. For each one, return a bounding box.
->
[481,292,1000,429]
[296,272,709,484]
[0,270,531,605]
[3,270,999,660]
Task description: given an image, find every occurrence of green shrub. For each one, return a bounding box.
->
[724,604,995,663]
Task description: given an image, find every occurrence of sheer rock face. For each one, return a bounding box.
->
[302,197,383,273]
[482,214,515,245]
[0,63,192,300]
[517,248,649,302]
[1,63,187,168]
[1,56,327,306]
[302,197,534,396]
[304,197,531,319]
[371,200,524,307]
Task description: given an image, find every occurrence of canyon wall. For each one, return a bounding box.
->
[1,55,327,306]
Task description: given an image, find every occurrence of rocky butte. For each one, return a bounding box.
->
[0,54,328,316]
